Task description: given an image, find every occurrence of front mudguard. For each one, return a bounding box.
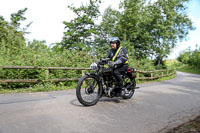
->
[85,73,100,81]
[85,73,103,90]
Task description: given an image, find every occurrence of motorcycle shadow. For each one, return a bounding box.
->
[70,99,85,107]
[70,97,124,107]
[99,97,122,103]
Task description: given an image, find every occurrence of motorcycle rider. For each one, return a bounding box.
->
[105,37,129,96]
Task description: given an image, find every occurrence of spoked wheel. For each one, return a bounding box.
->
[122,77,136,99]
[76,74,102,106]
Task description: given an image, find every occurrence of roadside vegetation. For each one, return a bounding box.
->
[167,116,200,133]
[178,66,200,75]
[0,0,195,93]
[176,46,200,75]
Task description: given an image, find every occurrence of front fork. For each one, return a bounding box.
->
[85,73,103,96]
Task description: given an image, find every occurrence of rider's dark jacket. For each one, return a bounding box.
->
[105,47,128,67]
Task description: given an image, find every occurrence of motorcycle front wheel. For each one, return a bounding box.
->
[76,74,102,106]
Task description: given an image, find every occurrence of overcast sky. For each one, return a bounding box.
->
[0,0,200,59]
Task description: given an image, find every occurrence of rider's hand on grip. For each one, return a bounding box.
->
[108,61,116,68]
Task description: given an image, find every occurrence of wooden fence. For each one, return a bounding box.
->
[0,66,176,83]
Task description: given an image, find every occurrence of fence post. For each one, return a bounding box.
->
[45,69,49,80]
[137,72,140,79]
[151,72,153,78]
[82,70,85,85]
[82,70,85,76]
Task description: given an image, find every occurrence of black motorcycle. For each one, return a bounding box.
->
[76,58,138,106]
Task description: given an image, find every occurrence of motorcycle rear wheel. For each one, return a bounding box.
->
[76,74,102,106]
[122,78,136,99]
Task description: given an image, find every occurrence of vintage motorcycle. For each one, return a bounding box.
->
[76,58,138,106]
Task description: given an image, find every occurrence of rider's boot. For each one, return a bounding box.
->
[108,87,114,97]
[121,88,126,97]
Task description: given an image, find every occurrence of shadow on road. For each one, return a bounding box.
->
[69,99,85,107]
[69,97,124,107]
[99,97,121,103]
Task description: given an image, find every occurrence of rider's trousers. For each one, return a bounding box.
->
[113,64,128,87]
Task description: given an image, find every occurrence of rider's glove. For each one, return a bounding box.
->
[108,61,117,68]
[111,60,123,68]
[111,62,116,68]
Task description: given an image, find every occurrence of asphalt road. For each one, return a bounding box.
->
[0,71,200,133]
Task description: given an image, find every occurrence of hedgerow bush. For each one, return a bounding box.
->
[0,40,94,89]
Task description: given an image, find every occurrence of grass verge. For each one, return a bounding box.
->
[177,66,200,75]
[167,116,200,133]
[137,72,177,84]
[0,82,77,94]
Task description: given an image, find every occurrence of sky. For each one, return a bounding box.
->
[0,0,120,45]
[0,0,200,59]
[169,0,200,59]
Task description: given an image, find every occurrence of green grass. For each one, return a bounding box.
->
[137,72,177,84]
[177,66,200,75]
[0,82,77,94]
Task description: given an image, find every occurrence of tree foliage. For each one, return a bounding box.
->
[61,0,101,50]
[0,8,31,54]
[177,45,200,68]
[101,0,194,62]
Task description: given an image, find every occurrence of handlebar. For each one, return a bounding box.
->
[97,58,115,70]
[97,58,111,65]
[101,58,110,62]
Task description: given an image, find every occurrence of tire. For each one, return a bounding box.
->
[76,74,102,106]
[122,78,136,99]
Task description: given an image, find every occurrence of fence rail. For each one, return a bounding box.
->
[0,66,176,83]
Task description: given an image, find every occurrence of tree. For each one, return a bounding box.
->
[0,8,31,54]
[177,45,200,68]
[149,0,194,65]
[91,7,121,58]
[61,0,101,50]
[100,6,121,38]
[100,0,194,62]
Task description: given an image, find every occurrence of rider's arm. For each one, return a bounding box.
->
[114,47,128,65]
[104,49,112,59]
